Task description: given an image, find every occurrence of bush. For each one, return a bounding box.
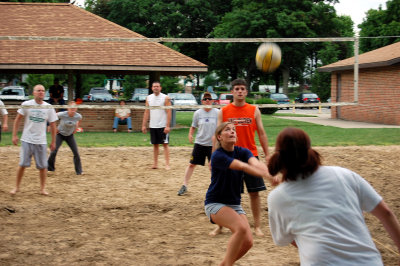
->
[255,98,278,114]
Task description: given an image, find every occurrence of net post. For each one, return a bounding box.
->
[354,37,359,103]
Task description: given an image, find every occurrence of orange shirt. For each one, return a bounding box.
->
[221,103,258,156]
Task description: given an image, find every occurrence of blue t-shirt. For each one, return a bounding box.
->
[205,146,254,205]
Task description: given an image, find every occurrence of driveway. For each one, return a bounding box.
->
[275,108,400,129]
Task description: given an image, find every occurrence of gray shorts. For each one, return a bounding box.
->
[204,203,245,224]
[19,141,48,169]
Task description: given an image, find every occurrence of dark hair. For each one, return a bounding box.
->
[231,79,247,89]
[268,127,321,181]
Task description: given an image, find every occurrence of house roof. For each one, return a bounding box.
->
[0,2,207,75]
[319,41,400,72]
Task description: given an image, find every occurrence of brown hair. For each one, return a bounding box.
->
[231,79,247,89]
[268,127,321,181]
[214,122,234,149]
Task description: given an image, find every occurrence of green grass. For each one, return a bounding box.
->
[1,111,399,147]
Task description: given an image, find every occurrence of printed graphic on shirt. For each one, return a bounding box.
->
[29,110,46,123]
[228,117,253,125]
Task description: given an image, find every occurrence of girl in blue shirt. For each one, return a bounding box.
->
[204,122,277,266]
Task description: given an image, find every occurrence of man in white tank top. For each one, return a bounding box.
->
[141,81,172,170]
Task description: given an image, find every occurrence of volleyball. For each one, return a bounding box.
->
[255,42,282,73]
[76,127,84,133]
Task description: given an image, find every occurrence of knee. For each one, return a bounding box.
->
[237,226,253,250]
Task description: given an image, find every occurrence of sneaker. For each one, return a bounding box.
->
[177,185,187,196]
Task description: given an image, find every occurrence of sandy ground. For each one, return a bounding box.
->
[1,145,400,265]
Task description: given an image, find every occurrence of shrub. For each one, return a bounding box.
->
[255,98,278,114]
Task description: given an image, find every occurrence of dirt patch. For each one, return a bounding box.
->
[1,146,399,265]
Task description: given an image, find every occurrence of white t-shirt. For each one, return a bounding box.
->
[115,108,131,118]
[0,100,8,115]
[18,99,58,144]
[147,93,168,128]
[191,108,219,146]
[268,166,383,266]
[0,100,8,125]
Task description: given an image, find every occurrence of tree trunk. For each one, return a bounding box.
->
[282,67,290,95]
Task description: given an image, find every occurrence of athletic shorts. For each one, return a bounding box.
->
[205,203,245,224]
[19,141,48,169]
[150,128,169,145]
[190,143,212,166]
[243,156,266,193]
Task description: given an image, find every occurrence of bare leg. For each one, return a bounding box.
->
[10,166,25,194]
[39,168,48,195]
[152,144,159,169]
[209,225,223,236]
[183,164,196,186]
[163,143,170,170]
[249,191,264,236]
[211,207,253,265]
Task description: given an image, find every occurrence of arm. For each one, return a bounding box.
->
[188,126,196,143]
[212,110,224,153]
[370,200,400,253]
[141,99,150,133]
[49,122,57,151]
[164,97,171,134]
[12,113,23,145]
[2,114,8,131]
[228,157,269,179]
[254,106,269,161]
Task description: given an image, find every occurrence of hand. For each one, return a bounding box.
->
[164,126,170,134]
[141,126,147,134]
[2,124,8,131]
[50,142,56,151]
[188,135,193,143]
[12,135,19,145]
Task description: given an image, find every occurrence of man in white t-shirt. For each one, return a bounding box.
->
[0,99,8,142]
[11,84,58,195]
[141,81,171,170]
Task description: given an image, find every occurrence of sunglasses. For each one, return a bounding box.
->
[202,98,212,101]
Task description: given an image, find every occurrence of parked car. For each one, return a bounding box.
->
[87,87,113,101]
[131,94,147,102]
[89,87,109,95]
[199,92,218,104]
[168,93,198,110]
[0,86,28,100]
[295,93,320,108]
[216,93,233,105]
[269,93,290,109]
[90,93,116,102]
[131,88,149,102]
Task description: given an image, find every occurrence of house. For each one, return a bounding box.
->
[319,41,400,125]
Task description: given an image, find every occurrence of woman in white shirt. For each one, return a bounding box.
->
[267,127,400,265]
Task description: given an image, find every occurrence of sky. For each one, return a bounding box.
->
[73,0,387,33]
[334,0,387,32]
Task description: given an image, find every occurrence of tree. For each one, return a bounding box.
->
[359,0,400,52]
[209,0,343,93]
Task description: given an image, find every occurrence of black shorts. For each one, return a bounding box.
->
[150,128,169,144]
[190,143,212,166]
[242,156,266,193]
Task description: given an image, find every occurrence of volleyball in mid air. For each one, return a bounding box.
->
[255,42,282,73]
[76,127,84,133]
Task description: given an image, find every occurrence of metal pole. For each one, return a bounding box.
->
[354,37,359,103]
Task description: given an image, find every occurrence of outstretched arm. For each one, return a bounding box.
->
[370,200,400,253]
